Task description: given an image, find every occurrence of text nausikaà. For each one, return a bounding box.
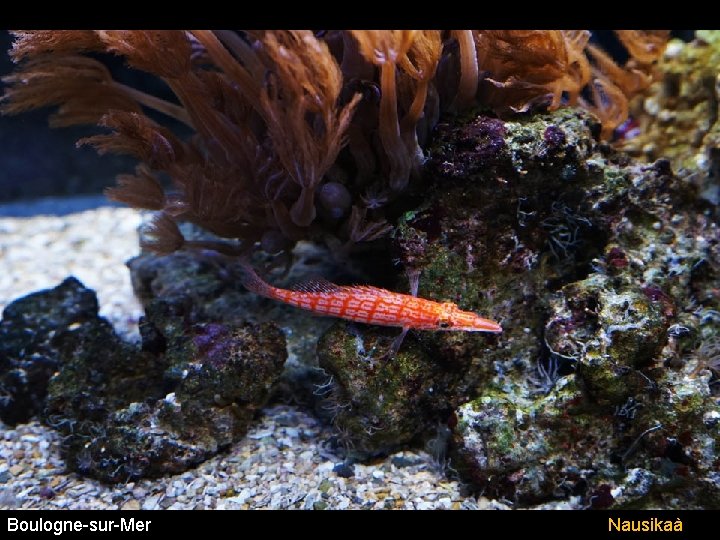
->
[609,518,683,532]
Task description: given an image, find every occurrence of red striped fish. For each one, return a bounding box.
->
[240,264,502,333]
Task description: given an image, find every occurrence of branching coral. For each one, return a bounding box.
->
[1,30,669,259]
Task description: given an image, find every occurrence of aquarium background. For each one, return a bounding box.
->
[0,30,194,205]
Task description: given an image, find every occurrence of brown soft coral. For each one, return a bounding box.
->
[472,30,667,138]
[351,30,417,192]
[258,31,361,227]
[583,31,670,138]
[1,30,669,259]
[475,30,591,113]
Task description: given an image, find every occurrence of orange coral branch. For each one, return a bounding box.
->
[114,82,193,127]
[452,30,479,109]
[189,30,261,112]
[351,30,416,191]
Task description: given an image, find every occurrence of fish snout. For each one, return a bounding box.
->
[451,310,503,333]
[472,316,503,333]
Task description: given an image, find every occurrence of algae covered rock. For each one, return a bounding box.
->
[546,275,670,407]
[0,277,100,425]
[128,242,339,391]
[452,370,720,508]
[311,109,603,460]
[401,106,720,507]
[47,313,285,482]
[621,32,720,205]
[45,288,286,482]
[128,249,249,325]
[0,268,287,482]
[451,378,595,505]
[316,323,490,459]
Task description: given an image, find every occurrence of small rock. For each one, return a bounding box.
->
[121,500,140,511]
[303,492,318,510]
[391,455,422,468]
[275,413,299,426]
[318,479,332,493]
[333,462,355,478]
[9,465,23,476]
[38,486,55,500]
[141,495,161,510]
[0,489,20,508]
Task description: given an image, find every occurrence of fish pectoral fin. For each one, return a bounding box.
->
[385,327,410,359]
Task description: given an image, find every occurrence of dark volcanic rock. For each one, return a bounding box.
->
[0,277,99,425]
[0,270,287,482]
[46,294,286,483]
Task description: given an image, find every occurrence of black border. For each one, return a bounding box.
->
[2,509,717,537]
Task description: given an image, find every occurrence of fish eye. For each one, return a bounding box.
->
[438,320,451,329]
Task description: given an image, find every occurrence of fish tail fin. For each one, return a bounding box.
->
[238,261,273,298]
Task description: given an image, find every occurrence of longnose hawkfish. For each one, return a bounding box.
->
[239,263,502,335]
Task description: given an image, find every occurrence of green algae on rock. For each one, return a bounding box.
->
[621,31,720,205]
[126,241,339,400]
[546,275,670,407]
[310,109,604,461]
[46,293,286,482]
[398,106,720,507]
[315,322,489,459]
[452,371,720,508]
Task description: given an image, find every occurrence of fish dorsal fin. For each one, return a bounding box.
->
[290,277,341,293]
[343,285,393,297]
